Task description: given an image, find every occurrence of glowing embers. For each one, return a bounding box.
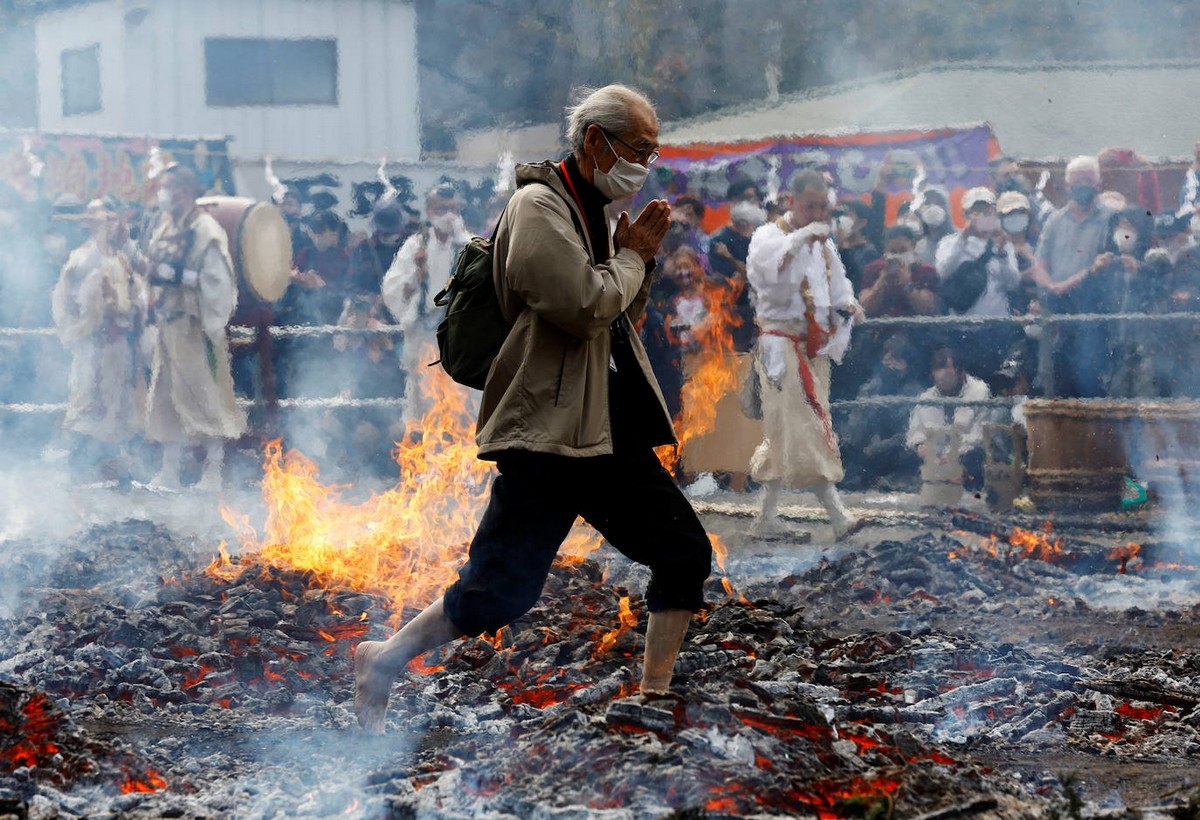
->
[975,521,1068,564]
[1,681,165,793]
[120,767,168,793]
[1,689,64,774]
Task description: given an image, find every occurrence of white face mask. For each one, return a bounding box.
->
[430,212,460,235]
[1001,213,1030,235]
[156,187,173,209]
[919,204,946,227]
[886,251,916,266]
[593,134,649,199]
[1113,229,1138,254]
[835,215,856,236]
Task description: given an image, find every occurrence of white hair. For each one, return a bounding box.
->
[565,84,656,153]
[1065,155,1100,181]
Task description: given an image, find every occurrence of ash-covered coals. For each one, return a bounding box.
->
[1,559,386,716]
[0,680,166,796]
[2,519,1199,816]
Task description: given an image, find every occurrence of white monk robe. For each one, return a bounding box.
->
[144,211,247,443]
[381,217,472,419]
[51,240,146,442]
[746,217,857,487]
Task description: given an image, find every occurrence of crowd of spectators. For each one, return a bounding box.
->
[638,147,1200,496]
[7,143,1200,494]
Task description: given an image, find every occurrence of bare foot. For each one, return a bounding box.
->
[354,640,392,734]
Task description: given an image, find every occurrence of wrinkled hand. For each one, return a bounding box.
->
[615,199,671,263]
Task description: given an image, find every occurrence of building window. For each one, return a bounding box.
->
[61,44,101,116]
[205,38,338,107]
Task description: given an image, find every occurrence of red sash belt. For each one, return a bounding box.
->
[761,328,837,453]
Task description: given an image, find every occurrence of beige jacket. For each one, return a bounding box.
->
[475,161,675,458]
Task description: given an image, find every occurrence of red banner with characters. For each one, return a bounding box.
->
[649,124,1002,233]
[0,132,235,205]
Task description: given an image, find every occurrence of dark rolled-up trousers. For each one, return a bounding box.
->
[443,448,713,637]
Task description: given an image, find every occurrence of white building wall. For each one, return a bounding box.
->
[36,0,419,161]
[35,0,126,133]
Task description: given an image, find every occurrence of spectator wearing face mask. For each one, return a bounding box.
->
[859,225,940,318]
[839,333,924,492]
[1034,155,1115,397]
[996,191,1048,315]
[1098,208,1170,398]
[348,200,414,300]
[912,187,954,267]
[936,188,1021,315]
[935,187,1022,377]
[906,347,991,494]
[833,199,881,292]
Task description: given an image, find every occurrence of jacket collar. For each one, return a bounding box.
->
[515,159,595,261]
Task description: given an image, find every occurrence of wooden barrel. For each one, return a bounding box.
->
[1127,400,1200,502]
[1024,398,1200,511]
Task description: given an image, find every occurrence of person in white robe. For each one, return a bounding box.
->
[381,184,473,421]
[141,164,247,491]
[746,169,864,540]
[51,199,147,471]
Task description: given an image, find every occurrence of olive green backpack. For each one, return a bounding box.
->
[432,220,511,391]
[432,181,582,390]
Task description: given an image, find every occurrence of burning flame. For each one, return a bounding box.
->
[975,522,1066,564]
[593,596,637,658]
[218,345,741,633]
[218,358,603,624]
[1108,542,1143,574]
[656,273,744,473]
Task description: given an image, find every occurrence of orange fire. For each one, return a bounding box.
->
[217,358,602,624]
[657,273,744,473]
[593,595,637,658]
[1108,542,1143,574]
[978,522,1066,563]
[120,768,167,793]
[217,346,739,627]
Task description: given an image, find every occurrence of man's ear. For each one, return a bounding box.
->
[582,123,605,157]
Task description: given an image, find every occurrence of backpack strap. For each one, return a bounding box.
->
[432,177,586,308]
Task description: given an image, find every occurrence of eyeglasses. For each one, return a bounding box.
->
[601,128,660,165]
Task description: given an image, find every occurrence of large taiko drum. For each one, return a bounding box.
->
[196,195,291,304]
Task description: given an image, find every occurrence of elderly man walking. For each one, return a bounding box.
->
[354,84,713,733]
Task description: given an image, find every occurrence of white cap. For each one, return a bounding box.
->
[961,186,997,211]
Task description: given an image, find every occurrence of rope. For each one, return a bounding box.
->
[6,309,1200,343]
